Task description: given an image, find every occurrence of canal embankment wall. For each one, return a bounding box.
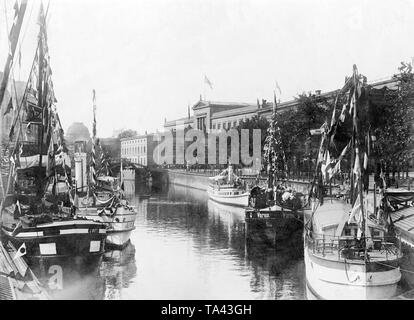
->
[164,169,312,194]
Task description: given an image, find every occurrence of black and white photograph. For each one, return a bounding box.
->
[1,0,414,306]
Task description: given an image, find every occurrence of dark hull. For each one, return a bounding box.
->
[1,220,106,269]
[245,209,303,245]
[1,220,107,289]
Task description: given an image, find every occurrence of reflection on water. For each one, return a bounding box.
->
[43,180,306,299]
[101,242,137,299]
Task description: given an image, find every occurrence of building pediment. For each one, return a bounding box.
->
[192,100,209,110]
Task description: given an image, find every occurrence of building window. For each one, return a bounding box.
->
[217,123,221,129]
[197,117,206,131]
[212,124,216,129]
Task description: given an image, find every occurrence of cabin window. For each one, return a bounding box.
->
[344,228,351,236]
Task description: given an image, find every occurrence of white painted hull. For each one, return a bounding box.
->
[207,186,249,208]
[77,206,137,247]
[304,246,401,300]
[106,230,134,247]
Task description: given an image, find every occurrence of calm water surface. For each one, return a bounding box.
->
[48,181,306,300]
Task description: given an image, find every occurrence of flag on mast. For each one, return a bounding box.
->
[14,243,26,260]
[204,74,213,89]
[275,81,282,96]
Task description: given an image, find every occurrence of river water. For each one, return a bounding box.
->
[46,181,306,300]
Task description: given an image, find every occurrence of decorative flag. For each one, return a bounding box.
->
[339,104,347,122]
[13,1,19,18]
[348,194,361,224]
[275,81,282,96]
[330,142,350,179]
[348,94,355,116]
[331,160,341,178]
[363,152,368,170]
[330,93,339,128]
[353,148,361,176]
[204,74,213,89]
[14,199,22,218]
[319,150,332,182]
[326,152,333,180]
[4,97,13,115]
[13,243,26,260]
[9,124,15,140]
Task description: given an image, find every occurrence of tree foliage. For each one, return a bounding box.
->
[118,129,137,139]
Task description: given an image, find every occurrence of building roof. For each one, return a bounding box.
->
[192,100,256,110]
[65,122,91,143]
[164,116,194,128]
[120,132,157,142]
[211,105,258,120]
[164,76,398,129]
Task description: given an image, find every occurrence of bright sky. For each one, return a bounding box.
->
[1,0,414,137]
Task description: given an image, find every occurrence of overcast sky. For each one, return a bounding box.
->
[1,0,414,137]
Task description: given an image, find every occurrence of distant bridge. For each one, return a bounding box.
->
[110,159,149,171]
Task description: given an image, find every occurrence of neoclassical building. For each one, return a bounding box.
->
[120,133,158,167]
[164,78,397,133]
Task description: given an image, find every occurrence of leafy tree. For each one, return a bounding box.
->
[236,115,269,155]
[279,93,329,174]
[118,129,137,139]
[369,63,414,175]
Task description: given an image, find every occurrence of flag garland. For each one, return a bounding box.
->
[90,89,97,194]
[263,92,288,184]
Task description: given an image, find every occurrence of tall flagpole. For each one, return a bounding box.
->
[90,89,97,205]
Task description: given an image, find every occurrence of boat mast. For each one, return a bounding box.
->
[0,0,28,217]
[352,65,367,258]
[35,2,52,199]
[90,89,97,205]
[36,28,44,199]
[0,0,28,110]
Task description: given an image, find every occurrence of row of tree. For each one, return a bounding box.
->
[236,65,414,177]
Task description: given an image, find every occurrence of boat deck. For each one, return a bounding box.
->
[390,206,414,247]
[310,248,399,263]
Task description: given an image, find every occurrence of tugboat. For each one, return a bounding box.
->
[207,164,249,207]
[0,4,106,274]
[304,65,402,300]
[76,91,137,248]
[245,92,303,244]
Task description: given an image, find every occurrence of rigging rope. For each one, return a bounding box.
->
[375,260,414,275]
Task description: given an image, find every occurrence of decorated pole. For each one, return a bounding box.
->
[90,89,97,204]
[0,0,28,110]
[0,1,27,200]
